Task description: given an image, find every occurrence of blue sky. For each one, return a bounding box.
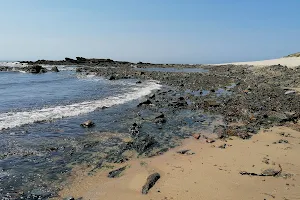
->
[0,0,299,63]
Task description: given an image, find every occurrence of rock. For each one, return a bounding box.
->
[136,80,142,84]
[155,113,165,119]
[108,166,126,178]
[192,133,201,140]
[284,90,296,95]
[131,134,157,155]
[80,120,95,128]
[236,132,252,140]
[76,67,82,72]
[206,139,215,143]
[278,139,289,144]
[176,149,190,154]
[142,173,161,194]
[51,66,59,72]
[26,65,47,73]
[63,196,75,200]
[154,118,166,124]
[129,123,140,137]
[137,99,152,107]
[108,75,116,80]
[214,125,227,139]
[218,144,227,149]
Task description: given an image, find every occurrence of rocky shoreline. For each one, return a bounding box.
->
[2,57,300,199]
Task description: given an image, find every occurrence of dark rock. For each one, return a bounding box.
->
[129,123,140,137]
[108,166,126,178]
[63,196,75,200]
[278,139,289,144]
[76,67,82,72]
[155,113,165,119]
[236,132,252,140]
[214,125,227,139]
[130,134,157,155]
[192,133,201,140]
[218,144,227,149]
[136,80,142,84]
[80,120,95,128]
[138,99,152,107]
[108,75,116,80]
[206,139,215,143]
[26,65,47,73]
[154,118,166,124]
[51,66,59,72]
[176,149,190,154]
[142,173,161,194]
[65,57,77,62]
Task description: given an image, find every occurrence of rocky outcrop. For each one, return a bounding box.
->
[25,65,47,73]
[20,57,123,66]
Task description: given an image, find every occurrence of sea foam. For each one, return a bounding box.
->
[0,81,161,130]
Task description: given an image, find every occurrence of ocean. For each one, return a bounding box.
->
[0,65,161,198]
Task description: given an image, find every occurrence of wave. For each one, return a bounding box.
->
[0,81,161,130]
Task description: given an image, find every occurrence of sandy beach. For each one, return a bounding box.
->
[59,123,300,200]
[213,57,300,68]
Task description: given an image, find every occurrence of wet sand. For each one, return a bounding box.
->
[58,124,300,200]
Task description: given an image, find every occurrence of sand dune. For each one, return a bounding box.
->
[214,57,300,68]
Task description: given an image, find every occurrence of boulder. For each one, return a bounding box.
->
[26,65,47,73]
[51,66,59,72]
[142,173,161,194]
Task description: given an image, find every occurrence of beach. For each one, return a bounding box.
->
[213,57,300,68]
[1,56,300,199]
[59,124,300,200]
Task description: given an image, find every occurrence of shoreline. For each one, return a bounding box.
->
[2,56,300,199]
[58,124,300,200]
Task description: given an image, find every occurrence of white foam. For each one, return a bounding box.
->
[0,62,27,67]
[0,81,161,130]
[42,65,77,71]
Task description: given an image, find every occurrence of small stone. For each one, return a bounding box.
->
[80,120,95,128]
[176,149,190,154]
[192,133,201,140]
[278,139,289,144]
[218,144,227,149]
[63,196,75,200]
[206,139,215,143]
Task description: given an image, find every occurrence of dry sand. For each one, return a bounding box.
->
[213,57,300,68]
[58,124,300,200]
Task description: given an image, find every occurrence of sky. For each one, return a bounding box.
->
[0,0,299,64]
